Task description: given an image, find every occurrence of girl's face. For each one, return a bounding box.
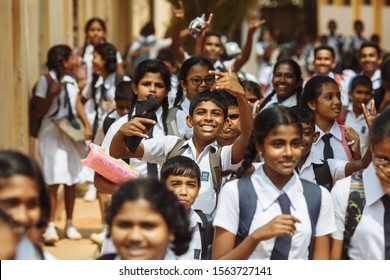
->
[132,72,168,105]
[111,198,173,260]
[63,54,77,72]
[0,175,41,239]
[309,82,342,121]
[92,51,105,75]
[272,63,300,101]
[257,124,302,185]
[372,138,390,196]
[180,64,214,101]
[87,21,106,46]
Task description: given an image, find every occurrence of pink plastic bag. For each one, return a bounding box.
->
[80,143,140,184]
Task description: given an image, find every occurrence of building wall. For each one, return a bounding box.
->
[0,0,172,156]
[317,0,389,50]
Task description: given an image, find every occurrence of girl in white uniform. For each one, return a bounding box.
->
[331,108,390,260]
[97,178,191,260]
[35,45,92,243]
[0,151,55,259]
[212,105,336,260]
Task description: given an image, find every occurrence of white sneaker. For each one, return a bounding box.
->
[89,229,106,245]
[43,226,59,244]
[83,185,97,202]
[66,225,82,240]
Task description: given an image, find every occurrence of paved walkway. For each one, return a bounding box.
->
[42,188,104,260]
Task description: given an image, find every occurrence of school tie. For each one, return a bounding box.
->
[100,84,108,101]
[382,194,390,260]
[322,133,334,160]
[146,126,158,177]
[270,193,292,260]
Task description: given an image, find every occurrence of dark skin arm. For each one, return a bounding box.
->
[94,172,120,195]
[194,13,213,56]
[170,0,186,64]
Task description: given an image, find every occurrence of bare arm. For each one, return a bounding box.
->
[193,14,213,56]
[109,117,155,159]
[330,238,343,260]
[312,235,330,259]
[76,93,93,139]
[170,0,186,64]
[233,18,265,71]
[210,66,253,164]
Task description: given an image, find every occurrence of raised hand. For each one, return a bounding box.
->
[248,17,266,34]
[209,65,245,97]
[173,0,185,22]
[362,99,376,128]
[119,117,156,139]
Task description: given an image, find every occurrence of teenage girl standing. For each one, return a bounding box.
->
[35,45,92,244]
[212,105,336,259]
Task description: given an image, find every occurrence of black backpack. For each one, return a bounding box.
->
[235,175,322,259]
[194,209,214,260]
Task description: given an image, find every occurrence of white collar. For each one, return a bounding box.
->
[315,121,342,142]
[363,163,387,206]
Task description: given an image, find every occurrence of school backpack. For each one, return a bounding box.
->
[194,209,214,260]
[166,139,222,195]
[235,175,322,260]
[342,170,365,260]
[29,73,56,138]
[166,107,181,137]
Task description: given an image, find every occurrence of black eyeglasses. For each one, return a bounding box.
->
[187,76,215,86]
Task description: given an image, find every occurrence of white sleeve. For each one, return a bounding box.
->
[35,75,49,98]
[142,135,180,166]
[327,159,348,184]
[213,180,240,234]
[330,177,351,240]
[116,51,123,64]
[102,115,129,151]
[314,186,337,237]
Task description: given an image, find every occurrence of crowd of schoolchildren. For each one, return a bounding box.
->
[2,2,390,260]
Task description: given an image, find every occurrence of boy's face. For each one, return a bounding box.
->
[300,122,319,158]
[115,99,131,117]
[218,105,240,141]
[203,35,223,62]
[349,84,372,113]
[313,50,336,75]
[359,47,380,75]
[165,175,199,211]
[308,82,342,122]
[186,101,226,143]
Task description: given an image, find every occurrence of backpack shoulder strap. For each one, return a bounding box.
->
[166,107,180,136]
[312,160,333,191]
[166,139,187,159]
[300,178,322,260]
[342,170,365,259]
[194,209,214,260]
[235,175,257,246]
[209,147,223,195]
[339,124,353,161]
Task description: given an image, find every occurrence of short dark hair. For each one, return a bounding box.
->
[160,156,201,187]
[115,81,133,101]
[350,75,373,92]
[94,43,118,73]
[106,178,191,257]
[359,42,381,58]
[189,90,228,119]
[132,59,171,93]
[314,45,335,60]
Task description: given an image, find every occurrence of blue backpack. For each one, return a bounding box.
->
[235,176,322,259]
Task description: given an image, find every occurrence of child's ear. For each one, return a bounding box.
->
[179,80,187,91]
[313,131,320,142]
[307,101,316,111]
[186,115,193,128]
[131,83,138,96]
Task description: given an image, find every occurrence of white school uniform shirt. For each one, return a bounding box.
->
[298,151,347,187]
[176,208,203,260]
[16,236,56,260]
[331,163,388,259]
[102,106,165,176]
[142,136,238,214]
[312,121,349,161]
[213,163,336,260]
[344,103,369,155]
[175,97,193,139]
[260,92,298,112]
[36,73,85,186]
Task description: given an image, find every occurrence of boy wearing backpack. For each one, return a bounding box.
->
[109,68,253,214]
[161,156,214,260]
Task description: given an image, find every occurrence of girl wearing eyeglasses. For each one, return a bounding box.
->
[169,56,215,139]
